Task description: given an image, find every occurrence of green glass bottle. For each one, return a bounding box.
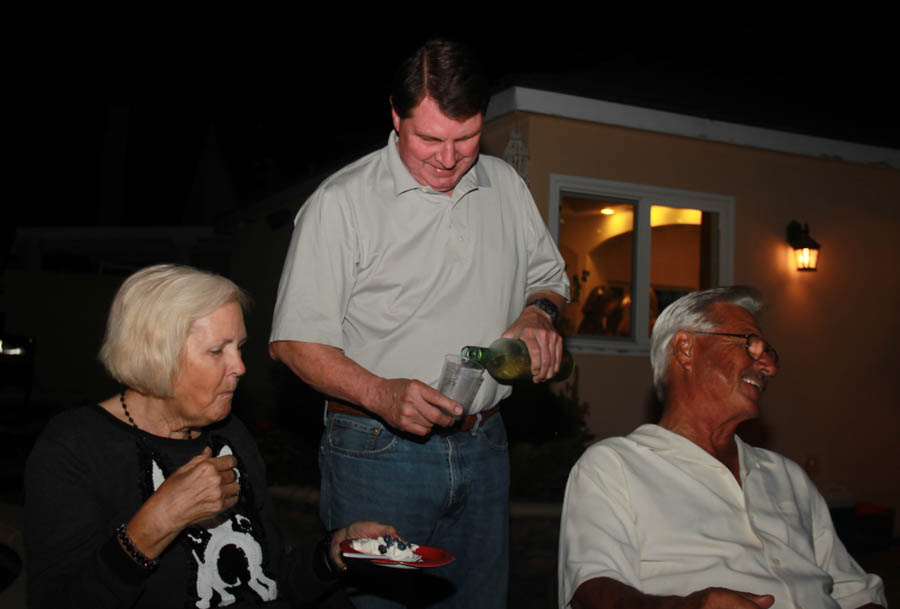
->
[460,338,574,384]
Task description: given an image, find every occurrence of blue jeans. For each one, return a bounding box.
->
[319,411,510,609]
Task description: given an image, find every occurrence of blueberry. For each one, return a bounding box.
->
[397,542,407,550]
[383,535,392,543]
[378,544,387,554]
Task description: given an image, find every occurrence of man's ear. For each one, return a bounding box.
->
[671,331,694,371]
[390,98,401,132]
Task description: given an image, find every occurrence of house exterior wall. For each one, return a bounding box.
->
[484,113,900,533]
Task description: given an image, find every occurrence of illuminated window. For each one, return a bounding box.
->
[550,176,734,354]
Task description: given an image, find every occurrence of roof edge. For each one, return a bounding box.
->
[485,86,900,170]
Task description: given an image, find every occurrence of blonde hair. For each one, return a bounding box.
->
[99,264,250,397]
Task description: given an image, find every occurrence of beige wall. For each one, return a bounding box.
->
[485,114,900,531]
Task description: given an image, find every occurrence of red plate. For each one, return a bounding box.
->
[340,539,456,568]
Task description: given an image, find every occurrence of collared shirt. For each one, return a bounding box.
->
[559,424,886,609]
[270,132,569,414]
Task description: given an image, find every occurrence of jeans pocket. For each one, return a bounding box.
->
[478,414,508,451]
[325,414,397,456]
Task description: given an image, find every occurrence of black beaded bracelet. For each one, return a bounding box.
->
[116,523,159,572]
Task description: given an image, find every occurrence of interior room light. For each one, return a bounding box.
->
[0,338,27,356]
[600,208,614,215]
[786,221,821,271]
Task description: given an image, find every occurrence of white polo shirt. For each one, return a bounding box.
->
[270,132,569,414]
[559,424,886,609]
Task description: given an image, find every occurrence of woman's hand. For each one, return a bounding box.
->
[154,446,240,528]
[329,521,399,570]
[125,446,239,559]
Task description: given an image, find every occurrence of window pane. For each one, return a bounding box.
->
[558,195,635,338]
[649,205,719,334]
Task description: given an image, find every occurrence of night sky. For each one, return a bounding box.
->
[14,26,898,231]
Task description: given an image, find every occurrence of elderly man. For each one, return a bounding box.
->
[270,39,568,608]
[559,286,886,609]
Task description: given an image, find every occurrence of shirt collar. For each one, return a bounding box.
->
[630,424,708,458]
[735,435,766,481]
[629,424,734,466]
[386,131,423,196]
[385,131,491,201]
[633,424,769,476]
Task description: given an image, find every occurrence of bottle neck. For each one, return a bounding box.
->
[460,346,492,364]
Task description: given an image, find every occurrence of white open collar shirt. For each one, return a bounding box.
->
[559,424,886,609]
[270,132,569,414]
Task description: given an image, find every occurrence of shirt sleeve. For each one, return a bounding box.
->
[515,175,570,302]
[806,482,887,608]
[25,424,149,609]
[558,444,641,608]
[269,184,359,348]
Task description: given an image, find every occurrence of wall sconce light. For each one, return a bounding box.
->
[786,221,821,271]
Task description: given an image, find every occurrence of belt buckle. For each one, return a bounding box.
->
[436,414,470,435]
[455,414,473,432]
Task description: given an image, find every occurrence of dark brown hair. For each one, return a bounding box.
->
[390,38,489,120]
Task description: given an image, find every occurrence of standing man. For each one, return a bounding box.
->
[269,39,569,608]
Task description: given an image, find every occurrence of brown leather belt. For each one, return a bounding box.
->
[325,399,499,433]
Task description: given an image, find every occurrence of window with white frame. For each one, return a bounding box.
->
[549,175,735,354]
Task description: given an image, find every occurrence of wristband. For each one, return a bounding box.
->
[526,297,559,324]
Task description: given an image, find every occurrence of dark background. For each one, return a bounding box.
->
[12,24,898,233]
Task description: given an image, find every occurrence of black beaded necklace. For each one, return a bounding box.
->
[120,389,193,439]
[120,390,138,429]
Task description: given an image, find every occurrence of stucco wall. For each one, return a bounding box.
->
[485,114,900,532]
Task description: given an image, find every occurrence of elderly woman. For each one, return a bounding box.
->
[25,264,395,608]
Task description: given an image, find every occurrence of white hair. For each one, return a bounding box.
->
[99,264,250,398]
[649,286,763,401]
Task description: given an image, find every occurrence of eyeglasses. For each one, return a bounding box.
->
[692,332,779,366]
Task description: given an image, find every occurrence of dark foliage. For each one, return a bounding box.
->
[502,368,594,501]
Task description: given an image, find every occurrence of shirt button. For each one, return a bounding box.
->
[458,236,464,242]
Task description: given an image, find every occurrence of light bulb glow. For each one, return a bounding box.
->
[794,247,819,271]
